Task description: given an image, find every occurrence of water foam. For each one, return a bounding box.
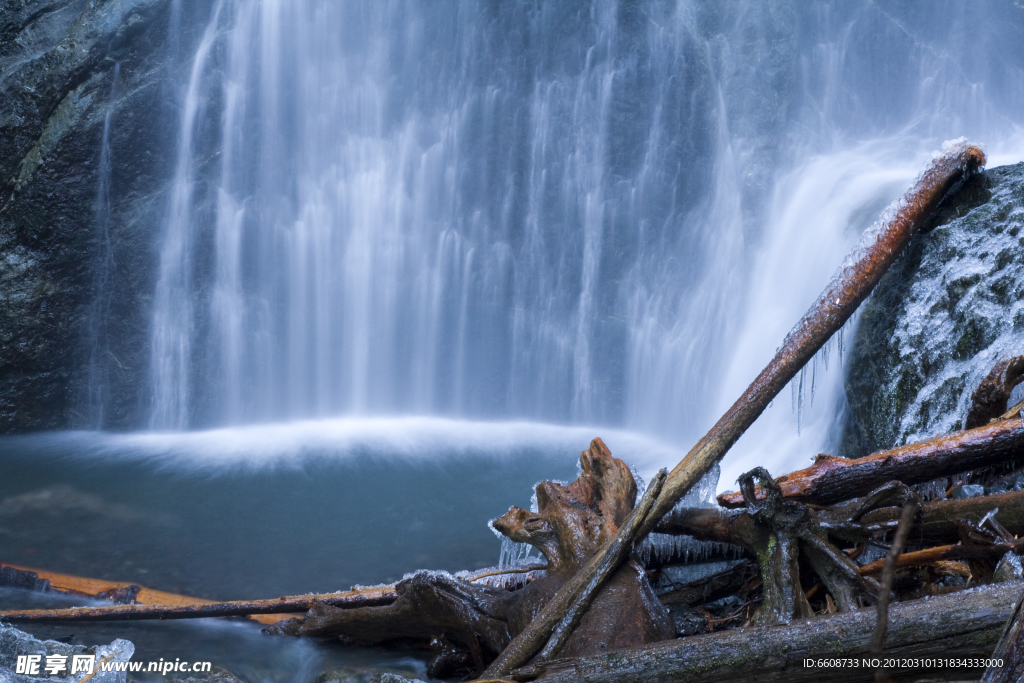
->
[0,418,686,477]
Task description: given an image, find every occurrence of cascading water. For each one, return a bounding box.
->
[84,62,121,429]
[147,1,759,433]
[146,0,1024,484]
[3,2,1024,678]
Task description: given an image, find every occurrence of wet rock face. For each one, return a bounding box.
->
[0,0,206,432]
[842,162,1024,457]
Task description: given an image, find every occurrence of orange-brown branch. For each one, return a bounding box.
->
[0,563,396,623]
[857,543,1010,576]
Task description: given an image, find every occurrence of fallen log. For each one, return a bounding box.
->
[0,564,540,625]
[468,143,986,676]
[0,563,218,608]
[670,487,1024,550]
[717,416,1024,508]
[0,563,322,625]
[514,581,1022,683]
[657,488,1024,574]
[859,488,1024,544]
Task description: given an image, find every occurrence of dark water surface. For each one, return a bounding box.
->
[0,419,677,680]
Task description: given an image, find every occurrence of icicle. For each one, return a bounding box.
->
[497,535,540,569]
[791,370,798,412]
[630,466,647,496]
[810,354,817,407]
[636,533,745,567]
[796,365,806,435]
[912,477,949,502]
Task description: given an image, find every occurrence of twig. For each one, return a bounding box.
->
[466,566,547,582]
[857,542,1011,575]
[871,501,918,683]
[0,585,398,622]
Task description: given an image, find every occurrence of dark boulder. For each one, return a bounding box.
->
[842,162,1024,456]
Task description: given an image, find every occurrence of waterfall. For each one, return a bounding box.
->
[84,62,121,429]
[149,0,225,429]
[149,0,1024,483]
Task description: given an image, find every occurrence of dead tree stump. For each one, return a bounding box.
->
[267,438,673,677]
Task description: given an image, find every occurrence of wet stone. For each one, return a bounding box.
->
[665,604,710,637]
[843,162,1024,456]
[994,553,1024,583]
[368,675,426,683]
[949,484,986,499]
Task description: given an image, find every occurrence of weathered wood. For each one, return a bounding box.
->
[981,587,1024,682]
[515,581,1022,683]
[0,563,312,625]
[261,440,671,679]
[0,563,220,608]
[643,142,986,532]
[654,507,761,552]
[0,583,398,622]
[656,489,1024,596]
[718,417,1024,508]
[1002,399,1024,421]
[463,144,988,678]
[481,468,670,676]
[967,356,1024,429]
[537,470,667,662]
[660,488,1024,551]
[272,571,517,678]
[656,472,882,621]
[859,488,1024,545]
[0,563,541,625]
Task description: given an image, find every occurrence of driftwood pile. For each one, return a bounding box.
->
[5,140,1022,683]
